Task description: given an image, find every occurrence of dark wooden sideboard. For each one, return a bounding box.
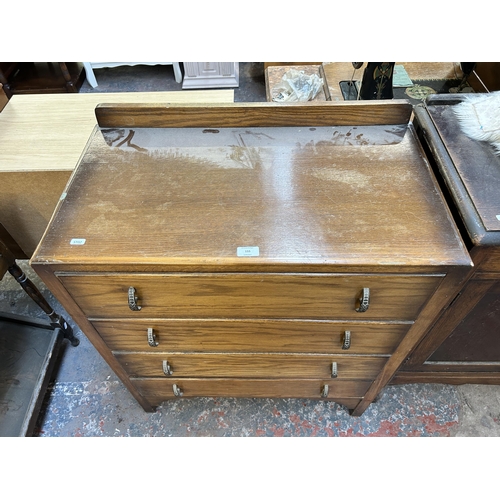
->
[392,94,500,384]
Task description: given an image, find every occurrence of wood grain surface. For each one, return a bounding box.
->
[92,319,409,354]
[117,352,387,379]
[132,377,369,406]
[94,101,413,128]
[60,273,442,321]
[33,120,469,270]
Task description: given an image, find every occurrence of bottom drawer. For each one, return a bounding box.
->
[132,377,371,409]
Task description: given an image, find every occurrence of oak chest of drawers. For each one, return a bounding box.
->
[31,102,472,415]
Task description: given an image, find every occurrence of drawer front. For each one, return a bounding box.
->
[132,377,370,407]
[60,273,442,320]
[93,319,410,354]
[114,353,387,379]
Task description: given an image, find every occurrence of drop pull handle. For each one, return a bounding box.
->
[321,384,329,398]
[342,330,351,350]
[128,287,141,311]
[147,327,159,347]
[355,287,370,313]
[331,362,338,378]
[162,360,173,376]
[172,384,183,397]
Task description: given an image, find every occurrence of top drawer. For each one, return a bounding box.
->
[59,273,442,321]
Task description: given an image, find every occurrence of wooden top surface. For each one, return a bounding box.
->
[94,100,412,128]
[33,103,470,272]
[322,62,464,101]
[0,90,234,173]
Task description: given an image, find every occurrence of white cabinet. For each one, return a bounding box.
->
[182,62,239,89]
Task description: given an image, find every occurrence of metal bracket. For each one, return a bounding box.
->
[128,286,141,311]
[355,287,370,312]
[342,330,351,350]
[162,360,173,376]
[331,362,338,378]
[321,384,329,398]
[147,327,159,347]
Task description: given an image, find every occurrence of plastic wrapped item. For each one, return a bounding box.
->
[272,69,324,102]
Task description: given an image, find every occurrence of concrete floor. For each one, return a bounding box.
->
[2,63,500,437]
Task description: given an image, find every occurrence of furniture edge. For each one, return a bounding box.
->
[94,101,413,128]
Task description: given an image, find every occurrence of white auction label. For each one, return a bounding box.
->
[237,246,259,257]
[70,238,86,245]
[497,215,500,221]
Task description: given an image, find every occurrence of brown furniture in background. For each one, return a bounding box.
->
[467,62,500,92]
[0,62,85,98]
[0,84,8,111]
[392,94,500,384]
[31,101,471,416]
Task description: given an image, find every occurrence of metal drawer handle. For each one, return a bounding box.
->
[331,362,338,378]
[172,384,183,397]
[321,384,329,398]
[147,327,159,347]
[355,287,370,313]
[128,286,141,311]
[342,330,351,350]
[162,360,173,376]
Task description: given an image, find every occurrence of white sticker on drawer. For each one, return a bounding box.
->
[497,215,500,221]
[237,246,259,257]
[70,238,86,245]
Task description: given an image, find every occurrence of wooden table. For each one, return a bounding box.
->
[322,62,464,101]
[0,90,234,257]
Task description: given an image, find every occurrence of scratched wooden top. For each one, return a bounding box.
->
[426,101,500,240]
[33,104,470,272]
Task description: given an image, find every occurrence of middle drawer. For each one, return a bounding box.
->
[60,273,442,320]
[93,319,410,354]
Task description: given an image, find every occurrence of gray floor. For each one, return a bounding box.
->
[2,63,500,437]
